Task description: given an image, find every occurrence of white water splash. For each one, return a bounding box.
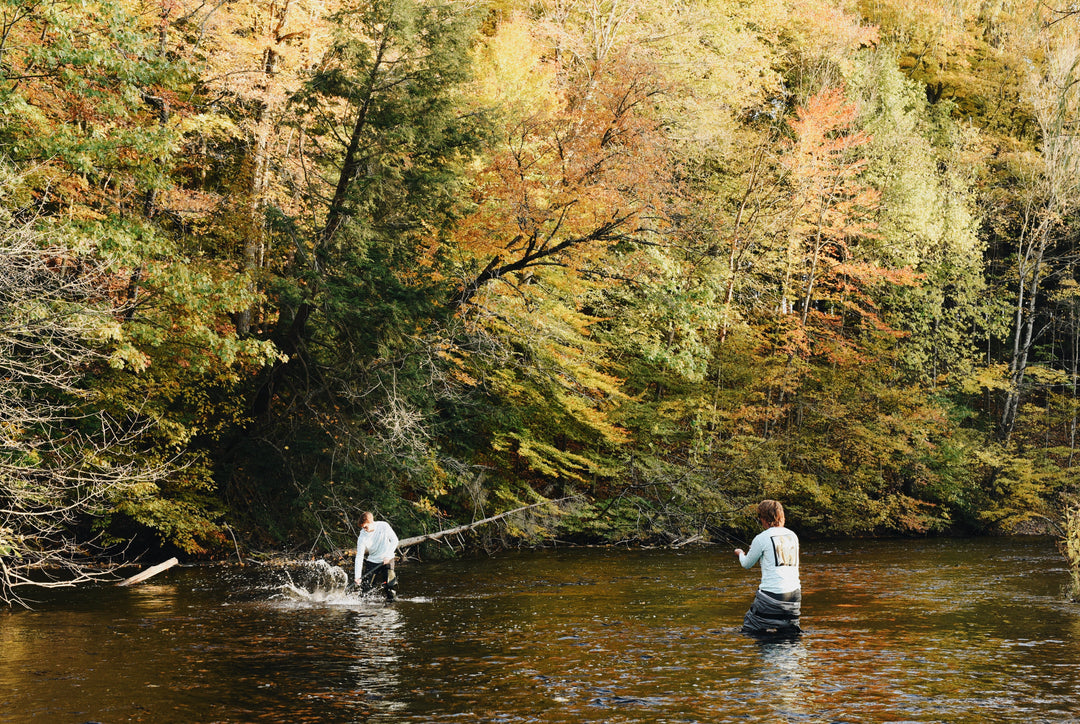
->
[270,559,430,604]
[276,559,351,602]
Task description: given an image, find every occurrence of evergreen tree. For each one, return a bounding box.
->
[230,0,488,541]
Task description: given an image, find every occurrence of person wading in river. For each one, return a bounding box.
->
[734,499,802,635]
[354,511,399,602]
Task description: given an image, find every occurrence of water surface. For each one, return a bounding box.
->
[1,537,1077,723]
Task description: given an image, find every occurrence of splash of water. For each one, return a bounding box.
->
[276,559,351,602]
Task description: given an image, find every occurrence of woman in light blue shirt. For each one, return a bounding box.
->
[734,499,801,634]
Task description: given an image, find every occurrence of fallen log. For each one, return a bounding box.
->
[116,557,179,587]
[397,496,578,549]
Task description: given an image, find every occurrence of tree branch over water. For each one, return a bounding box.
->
[0,218,175,608]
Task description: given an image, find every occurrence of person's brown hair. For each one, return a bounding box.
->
[360,511,374,525]
[757,499,784,526]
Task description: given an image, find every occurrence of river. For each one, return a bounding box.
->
[1,536,1077,723]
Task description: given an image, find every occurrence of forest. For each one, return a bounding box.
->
[2,0,1080,604]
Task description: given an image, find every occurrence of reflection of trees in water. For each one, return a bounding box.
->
[256,570,407,720]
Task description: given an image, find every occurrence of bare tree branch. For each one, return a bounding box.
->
[0,216,176,607]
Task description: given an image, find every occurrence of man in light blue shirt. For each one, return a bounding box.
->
[734,499,802,634]
[354,511,399,601]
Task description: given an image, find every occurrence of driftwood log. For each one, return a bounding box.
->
[397,496,577,549]
[116,557,179,586]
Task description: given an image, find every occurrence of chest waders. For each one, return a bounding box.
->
[359,560,398,602]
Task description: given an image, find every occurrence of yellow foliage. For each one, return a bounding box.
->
[175,113,241,141]
[789,0,880,56]
[959,363,1011,394]
[109,344,152,372]
[412,497,443,517]
[1024,365,1072,386]
[1061,503,1080,601]
[471,14,562,123]
[639,0,786,152]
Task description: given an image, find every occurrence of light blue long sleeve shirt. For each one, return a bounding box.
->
[738,525,800,594]
[354,521,399,581]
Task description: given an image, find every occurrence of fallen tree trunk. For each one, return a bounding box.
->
[397,496,577,549]
[116,557,179,587]
[672,534,704,548]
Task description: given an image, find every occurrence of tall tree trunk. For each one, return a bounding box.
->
[1068,280,1079,466]
[254,30,389,416]
[999,224,1051,442]
[239,69,276,336]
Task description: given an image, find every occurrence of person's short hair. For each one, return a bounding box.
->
[757,499,784,526]
[360,511,374,525]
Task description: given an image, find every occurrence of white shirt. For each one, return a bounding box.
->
[354,521,399,578]
[738,525,800,594]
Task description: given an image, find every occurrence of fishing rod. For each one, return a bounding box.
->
[701,509,751,549]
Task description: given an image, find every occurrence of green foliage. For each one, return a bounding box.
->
[0,0,282,557]
[972,444,1056,531]
[767,350,979,534]
[108,460,227,555]
[856,0,1038,143]
[206,0,492,548]
[478,289,630,484]
[0,0,186,210]
[851,49,994,385]
[75,213,280,552]
[9,0,1080,588]
[0,187,194,601]
[278,0,486,369]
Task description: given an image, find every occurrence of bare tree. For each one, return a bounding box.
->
[0,217,171,607]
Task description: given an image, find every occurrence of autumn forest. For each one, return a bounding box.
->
[3,0,1080,601]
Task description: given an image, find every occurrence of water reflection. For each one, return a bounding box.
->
[127,582,180,615]
[345,605,405,717]
[1,538,1078,723]
[753,635,814,721]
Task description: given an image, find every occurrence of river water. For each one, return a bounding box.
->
[1,536,1078,723]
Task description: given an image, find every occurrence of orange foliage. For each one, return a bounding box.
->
[452,15,673,313]
[780,86,916,358]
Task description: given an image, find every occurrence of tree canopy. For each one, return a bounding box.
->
[4,0,1080,602]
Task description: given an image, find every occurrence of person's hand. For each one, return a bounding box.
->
[382,557,393,564]
[735,548,744,557]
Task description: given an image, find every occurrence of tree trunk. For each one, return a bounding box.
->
[117,558,179,587]
[999,225,1051,442]
[397,497,578,549]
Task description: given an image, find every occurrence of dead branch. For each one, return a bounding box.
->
[397,496,579,549]
[116,557,179,587]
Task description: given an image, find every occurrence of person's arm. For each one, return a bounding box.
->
[354,536,367,583]
[383,525,399,563]
[738,532,766,569]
